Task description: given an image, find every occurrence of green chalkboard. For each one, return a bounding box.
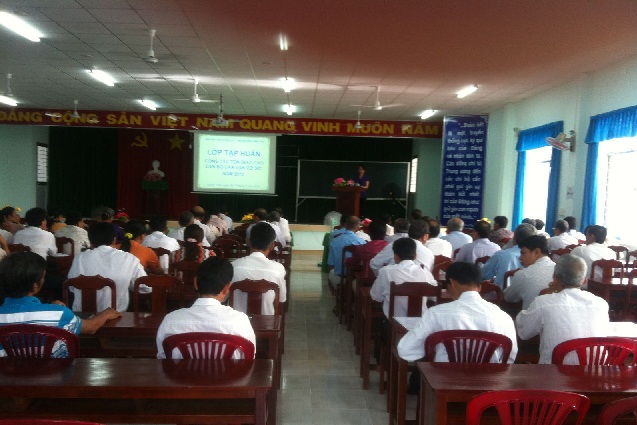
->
[298,160,409,199]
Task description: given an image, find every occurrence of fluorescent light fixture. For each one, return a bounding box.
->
[139,99,157,110]
[457,84,478,99]
[0,95,17,106]
[283,104,296,115]
[281,77,294,93]
[420,109,437,119]
[279,33,288,51]
[0,11,42,42]
[87,69,116,86]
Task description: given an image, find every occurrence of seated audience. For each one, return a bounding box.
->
[371,238,437,318]
[176,224,212,262]
[275,207,292,244]
[0,227,12,245]
[397,262,517,362]
[0,252,121,356]
[381,213,394,238]
[546,219,579,255]
[120,220,163,274]
[220,205,234,232]
[54,211,90,255]
[370,219,435,276]
[454,219,500,263]
[328,215,366,287]
[247,208,285,247]
[91,205,124,242]
[13,207,57,259]
[571,225,615,280]
[207,206,229,236]
[156,256,256,359]
[346,220,389,270]
[67,222,147,312]
[534,219,550,238]
[441,217,472,252]
[266,210,288,246]
[168,210,210,247]
[503,235,555,308]
[142,215,180,271]
[0,235,7,260]
[409,209,424,222]
[488,215,514,245]
[47,210,66,233]
[0,206,23,235]
[481,223,535,288]
[385,218,409,243]
[564,216,586,241]
[231,222,286,315]
[424,219,453,258]
[191,206,217,245]
[516,254,610,364]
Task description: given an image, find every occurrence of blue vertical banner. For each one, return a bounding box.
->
[439,115,488,226]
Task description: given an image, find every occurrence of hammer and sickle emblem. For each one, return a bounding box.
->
[131,132,149,147]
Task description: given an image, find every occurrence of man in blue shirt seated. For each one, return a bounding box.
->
[327,215,366,289]
[480,223,535,288]
[0,252,121,357]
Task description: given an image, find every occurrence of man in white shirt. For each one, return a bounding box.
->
[191,206,216,245]
[246,208,285,248]
[516,254,610,364]
[397,262,517,363]
[503,235,555,308]
[385,218,409,243]
[220,205,234,232]
[168,211,210,247]
[142,215,180,270]
[571,225,615,280]
[564,216,586,241]
[207,206,229,236]
[370,220,435,276]
[454,220,501,263]
[266,211,288,247]
[275,208,292,244]
[231,222,287,315]
[371,238,437,318]
[54,211,90,255]
[441,217,472,253]
[67,222,147,312]
[156,256,256,359]
[546,220,579,255]
[13,207,57,259]
[424,219,453,258]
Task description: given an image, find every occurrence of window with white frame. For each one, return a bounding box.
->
[521,146,552,223]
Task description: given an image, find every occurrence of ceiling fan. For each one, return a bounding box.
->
[352,86,402,111]
[142,29,159,64]
[213,94,229,126]
[182,78,218,104]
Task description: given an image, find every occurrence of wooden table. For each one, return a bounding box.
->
[0,357,273,425]
[588,277,630,301]
[80,312,283,389]
[418,362,637,425]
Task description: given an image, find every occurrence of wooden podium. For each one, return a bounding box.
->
[332,186,366,217]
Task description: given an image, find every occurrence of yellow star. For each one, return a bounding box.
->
[168,134,184,150]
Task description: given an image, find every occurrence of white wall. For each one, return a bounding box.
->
[484,55,637,225]
[412,138,442,217]
[0,125,49,210]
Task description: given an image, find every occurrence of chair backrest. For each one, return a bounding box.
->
[432,258,453,287]
[169,260,200,306]
[498,237,511,248]
[388,281,441,318]
[133,275,181,314]
[0,324,79,358]
[608,245,629,262]
[628,250,637,265]
[212,237,243,259]
[434,254,452,265]
[229,279,281,315]
[453,247,461,259]
[425,330,513,363]
[591,259,625,282]
[7,243,30,253]
[597,395,637,425]
[63,275,116,313]
[503,268,520,289]
[162,332,255,359]
[55,236,75,256]
[466,389,590,425]
[205,245,223,258]
[552,337,637,366]
[475,255,490,266]
[550,247,573,261]
[480,281,504,303]
[149,246,172,258]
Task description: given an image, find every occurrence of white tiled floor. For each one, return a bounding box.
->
[278,267,391,425]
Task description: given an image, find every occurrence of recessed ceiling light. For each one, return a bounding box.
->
[283,104,296,115]
[0,95,17,107]
[0,11,42,42]
[457,85,478,99]
[279,33,289,51]
[281,77,295,93]
[139,99,158,110]
[87,69,116,86]
[420,109,437,119]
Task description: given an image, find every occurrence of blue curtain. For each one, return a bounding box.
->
[581,105,637,230]
[512,121,564,228]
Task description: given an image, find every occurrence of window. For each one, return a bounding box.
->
[595,136,637,243]
[409,157,418,193]
[521,146,552,223]
[37,144,48,184]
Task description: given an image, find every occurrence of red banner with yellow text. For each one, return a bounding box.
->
[0,108,442,138]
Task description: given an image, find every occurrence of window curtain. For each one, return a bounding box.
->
[512,121,563,228]
[581,105,637,230]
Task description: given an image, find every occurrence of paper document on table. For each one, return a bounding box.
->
[395,316,422,331]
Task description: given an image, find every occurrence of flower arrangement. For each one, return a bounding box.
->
[241,213,254,222]
[332,177,357,187]
[115,209,129,224]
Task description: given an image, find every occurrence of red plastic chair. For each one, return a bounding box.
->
[0,324,79,358]
[597,395,637,424]
[466,389,590,425]
[425,330,513,363]
[551,337,637,366]
[162,332,255,359]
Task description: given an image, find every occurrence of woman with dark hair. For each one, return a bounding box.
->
[0,206,23,235]
[353,164,370,217]
[176,224,214,262]
[120,220,162,274]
